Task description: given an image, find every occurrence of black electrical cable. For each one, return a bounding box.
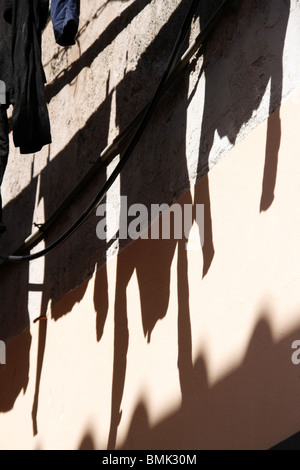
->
[0,0,234,263]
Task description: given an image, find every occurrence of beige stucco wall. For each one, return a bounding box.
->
[1,0,300,450]
[1,89,300,449]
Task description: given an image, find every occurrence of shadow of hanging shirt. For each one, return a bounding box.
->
[51,0,80,47]
[3,0,51,154]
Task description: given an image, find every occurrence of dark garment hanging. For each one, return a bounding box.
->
[3,0,51,154]
[0,0,51,232]
[51,0,80,47]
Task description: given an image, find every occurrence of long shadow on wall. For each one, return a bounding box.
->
[0,177,37,413]
[107,0,196,448]
[30,71,114,436]
[0,325,31,413]
[106,173,213,449]
[0,175,38,335]
[194,0,290,276]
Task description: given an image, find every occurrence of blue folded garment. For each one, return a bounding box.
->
[51,0,80,46]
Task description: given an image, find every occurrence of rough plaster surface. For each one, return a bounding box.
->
[0,0,299,341]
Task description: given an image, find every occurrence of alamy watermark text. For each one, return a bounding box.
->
[96,196,204,246]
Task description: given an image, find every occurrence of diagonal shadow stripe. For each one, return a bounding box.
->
[45,0,153,103]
